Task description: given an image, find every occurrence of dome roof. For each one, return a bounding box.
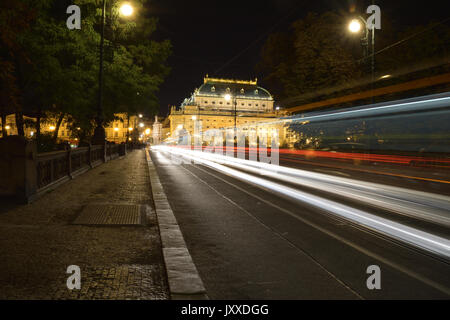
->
[197,78,272,100]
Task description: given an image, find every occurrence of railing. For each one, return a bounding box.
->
[0,136,148,202]
[36,143,128,192]
[36,150,69,189]
[91,145,105,163]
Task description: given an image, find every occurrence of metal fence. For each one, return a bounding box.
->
[36,143,127,191]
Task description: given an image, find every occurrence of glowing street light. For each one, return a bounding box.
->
[114,127,119,131]
[348,15,376,101]
[223,92,237,136]
[191,116,197,120]
[177,124,183,130]
[139,114,143,118]
[128,127,133,131]
[119,3,134,16]
[49,126,56,131]
[145,128,150,135]
[348,19,362,33]
[5,125,10,130]
[139,123,144,128]
[92,1,136,145]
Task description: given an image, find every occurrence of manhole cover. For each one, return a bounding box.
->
[73,204,142,225]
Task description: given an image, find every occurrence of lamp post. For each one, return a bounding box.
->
[92,1,134,145]
[224,93,237,139]
[349,16,376,102]
[349,17,373,66]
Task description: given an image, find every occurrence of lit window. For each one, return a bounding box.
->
[240,88,244,94]
[211,86,215,92]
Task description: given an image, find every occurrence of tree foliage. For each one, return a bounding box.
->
[257,11,450,101]
[257,12,361,100]
[0,0,171,145]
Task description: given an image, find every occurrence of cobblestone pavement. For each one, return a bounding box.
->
[0,149,169,299]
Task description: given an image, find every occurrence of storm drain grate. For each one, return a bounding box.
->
[73,204,142,225]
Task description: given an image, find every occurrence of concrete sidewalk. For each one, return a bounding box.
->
[0,149,169,299]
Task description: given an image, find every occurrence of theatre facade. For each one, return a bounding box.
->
[167,76,288,145]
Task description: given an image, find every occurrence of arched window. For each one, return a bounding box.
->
[240,88,244,94]
[211,86,215,92]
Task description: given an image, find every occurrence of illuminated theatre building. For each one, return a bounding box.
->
[167,76,286,146]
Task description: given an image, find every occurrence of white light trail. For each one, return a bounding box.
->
[153,145,450,258]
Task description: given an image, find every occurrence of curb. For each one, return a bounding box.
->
[145,147,208,300]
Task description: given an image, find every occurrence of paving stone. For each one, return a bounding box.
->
[0,149,169,300]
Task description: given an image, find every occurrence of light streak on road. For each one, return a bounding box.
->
[152,145,450,259]
[190,150,450,226]
[286,95,450,123]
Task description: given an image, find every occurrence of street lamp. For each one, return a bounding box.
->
[348,15,376,100]
[92,1,135,145]
[348,17,370,60]
[224,93,237,138]
[119,3,134,16]
[348,19,362,33]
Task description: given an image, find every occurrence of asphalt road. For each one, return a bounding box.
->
[150,149,450,299]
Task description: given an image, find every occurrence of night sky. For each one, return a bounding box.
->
[150,0,448,116]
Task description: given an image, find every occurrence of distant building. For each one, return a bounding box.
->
[152,116,162,144]
[1,113,148,144]
[167,76,287,144]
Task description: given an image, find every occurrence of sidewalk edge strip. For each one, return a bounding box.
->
[145,147,208,300]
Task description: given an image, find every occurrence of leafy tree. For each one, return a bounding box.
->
[2,0,171,148]
[257,12,361,101]
[258,11,450,102]
[0,0,36,137]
